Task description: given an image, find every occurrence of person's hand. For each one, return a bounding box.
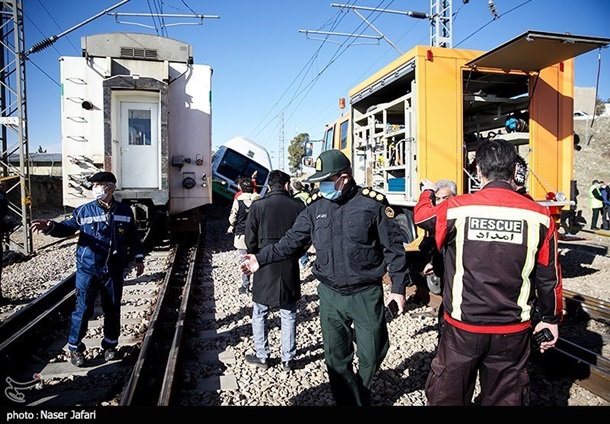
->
[420,179,435,192]
[227,225,234,234]
[240,254,260,275]
[387,293,407,315]
[30,219,51,233]
[533,322,558,353]
[251,170,258,179]
[422,263,434,276]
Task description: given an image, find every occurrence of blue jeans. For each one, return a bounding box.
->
[238,248,250,289]
[299,253,309,267]
[68,269,123,352]
[251,301,297,362]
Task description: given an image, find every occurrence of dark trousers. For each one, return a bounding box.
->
[68,269,124,352]
[591,207,602,229]
[317,283,389,406]
[425,322,531,406]
[602,205,610,229]
[560,209,577,234]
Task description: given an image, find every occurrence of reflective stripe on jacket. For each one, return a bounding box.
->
[47,199,143,276]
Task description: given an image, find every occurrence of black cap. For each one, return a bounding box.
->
[88,171,117,184]
[304,150,351,183]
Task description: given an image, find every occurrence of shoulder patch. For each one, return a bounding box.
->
[361,187,387,204]
[385,206,395,219]
[307,192,322,205]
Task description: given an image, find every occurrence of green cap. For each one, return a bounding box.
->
[304,150,351,183]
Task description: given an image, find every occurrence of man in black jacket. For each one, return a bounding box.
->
[243,170,305,372]
[240,150,412,406]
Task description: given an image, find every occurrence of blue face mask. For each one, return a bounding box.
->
[319,180,342,201]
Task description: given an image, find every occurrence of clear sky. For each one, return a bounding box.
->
[23,0,610,169]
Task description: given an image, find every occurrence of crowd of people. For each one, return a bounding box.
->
[20,137,588,406]
[236,141,563,406]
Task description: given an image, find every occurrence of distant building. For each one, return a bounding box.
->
[8,152,62,177]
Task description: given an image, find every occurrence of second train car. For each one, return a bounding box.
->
[211,136,273,201]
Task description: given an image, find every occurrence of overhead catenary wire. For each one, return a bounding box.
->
[250,0,395,143]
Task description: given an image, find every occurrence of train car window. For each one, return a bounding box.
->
[217,148,269,188]
[324,127,334,151]
[340,120,348,150]
[245,164,269,188]
[216,149,248,183]
[128,110,152,146]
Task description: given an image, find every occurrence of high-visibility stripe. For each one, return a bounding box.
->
[76,214,132,225]
[77,215,107,225]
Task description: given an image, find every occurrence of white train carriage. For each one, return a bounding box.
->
[60,32,212,231]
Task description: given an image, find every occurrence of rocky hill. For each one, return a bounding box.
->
[573,115,610,225]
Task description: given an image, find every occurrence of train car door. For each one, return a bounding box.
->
[120,101,159,188]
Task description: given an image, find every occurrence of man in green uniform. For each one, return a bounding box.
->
[240,149,413,406]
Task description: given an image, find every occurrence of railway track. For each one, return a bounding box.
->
[0,242,174,406]
[548,288,610,402]
[410,283,610,403]
[0,228,608,406]
[120,233,201,406]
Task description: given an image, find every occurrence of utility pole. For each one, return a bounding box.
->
[430,0,453,48]
[300,1,454,49]
[278,112,285,171]
[0,0,32,256]
[0,0,130,257]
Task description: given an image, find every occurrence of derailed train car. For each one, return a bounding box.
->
[211,135,273,201]
[60,32,212,233]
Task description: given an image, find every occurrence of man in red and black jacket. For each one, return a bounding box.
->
[414,139,563,406]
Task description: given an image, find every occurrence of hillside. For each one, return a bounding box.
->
[573,115,610,223]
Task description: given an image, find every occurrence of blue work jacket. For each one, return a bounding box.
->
[46,198,144,277]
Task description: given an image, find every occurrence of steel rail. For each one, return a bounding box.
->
[563,288,610,325]
[548,335,610,402]
[0,273,75,353]
[158,236,199,405]
[119,235,198,406]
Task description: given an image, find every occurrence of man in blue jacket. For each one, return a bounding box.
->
[31,171,145,367]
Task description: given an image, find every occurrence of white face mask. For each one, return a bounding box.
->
[92,185,108,200]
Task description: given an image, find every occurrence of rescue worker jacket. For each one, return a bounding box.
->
[589,184,604,209]
[45,198,144,277]
[255,179,412,296]
[414,181,563,334]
